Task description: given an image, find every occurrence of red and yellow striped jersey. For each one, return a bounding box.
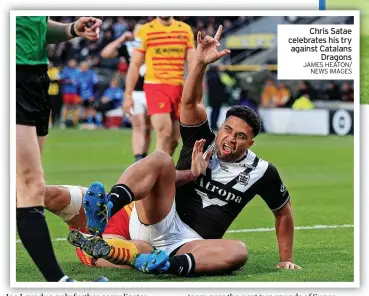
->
[135,18,194,85]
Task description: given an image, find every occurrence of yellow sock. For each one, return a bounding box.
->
[103,238,139,265]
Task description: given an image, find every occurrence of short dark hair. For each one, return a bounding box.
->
[225,105,261,138]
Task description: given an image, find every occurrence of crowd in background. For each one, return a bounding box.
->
[46,16,355,129]
[48,16,250,67]
[260,80,354,108]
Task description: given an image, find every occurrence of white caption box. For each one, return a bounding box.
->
[277,24,357,80]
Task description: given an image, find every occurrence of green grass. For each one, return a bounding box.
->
[16,129,354,282]
[328,0,369,35]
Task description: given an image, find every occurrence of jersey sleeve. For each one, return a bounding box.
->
[186,25,195,49]
[180,119,215,147]
[176,120,215,170]
[257,163,290,211]
[134,25,147,53]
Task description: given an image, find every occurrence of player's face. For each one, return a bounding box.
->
[215,116,254,162]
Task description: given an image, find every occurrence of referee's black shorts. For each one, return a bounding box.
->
[16,65,51,137]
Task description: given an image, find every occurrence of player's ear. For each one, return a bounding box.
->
[248,139,254,148]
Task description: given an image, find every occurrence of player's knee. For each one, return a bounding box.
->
[18,171,46,205]
[25,171,45,194]
[44,186,60,211]
[155,124,172,139]
[130,116,141,129]
[226,240,248,271]
[228,241,248,270]
[151,150,174,167]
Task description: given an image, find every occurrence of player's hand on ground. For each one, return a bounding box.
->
[191,139,212,179]
[123,94,134,116]
[196,25,231,66]
[74,17,102,41]
[276,261,302,270]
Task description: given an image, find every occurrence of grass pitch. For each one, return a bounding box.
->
[16,129,354,282]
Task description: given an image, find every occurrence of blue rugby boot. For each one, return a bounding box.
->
[68,230,169,274]
[131,249,170,274]
[83,182,112,235]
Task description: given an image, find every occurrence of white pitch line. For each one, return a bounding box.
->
[15,224,354,244]
[226,224,354,233]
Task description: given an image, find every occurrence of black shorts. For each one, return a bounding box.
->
[16,65,50,137]
[81,100,94,108]
[95,101,116,112]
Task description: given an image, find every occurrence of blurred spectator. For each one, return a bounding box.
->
[47,61,62,127]
[275,83,292,107]
[78,61,99,127]
[95,77,124,126]
[296,81,317,101]
[239,89,258,112]
[341,82,354,102]
[220,69,239,105]
[323,81,341,101]
[101,16,114,32]
[99,30,115,51]
[223,19,233,30]
[48,16,245,66]
[117,56,129,78]
[113,17,129,38]
[292,94,315,110]
[60,59,80,127]
[261,80,277,108]
[206,65,229,130]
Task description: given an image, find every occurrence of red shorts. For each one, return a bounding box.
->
[74,203,133,266]
[63,93,79,105]
[144,83,183,120]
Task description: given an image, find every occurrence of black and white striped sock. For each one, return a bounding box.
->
[167,253,196,276]
[108,184,134,216]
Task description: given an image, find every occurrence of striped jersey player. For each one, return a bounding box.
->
[124,16,195,156]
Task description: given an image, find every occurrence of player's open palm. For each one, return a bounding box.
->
[196,25,231,65]
[191,139,212,179]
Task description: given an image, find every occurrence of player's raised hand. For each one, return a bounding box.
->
[195,25,231,66]
[74,17,102,41]
[191,139,212,179]
[276,261,302,270]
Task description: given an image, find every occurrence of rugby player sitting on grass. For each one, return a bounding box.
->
[73,25,301,276]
